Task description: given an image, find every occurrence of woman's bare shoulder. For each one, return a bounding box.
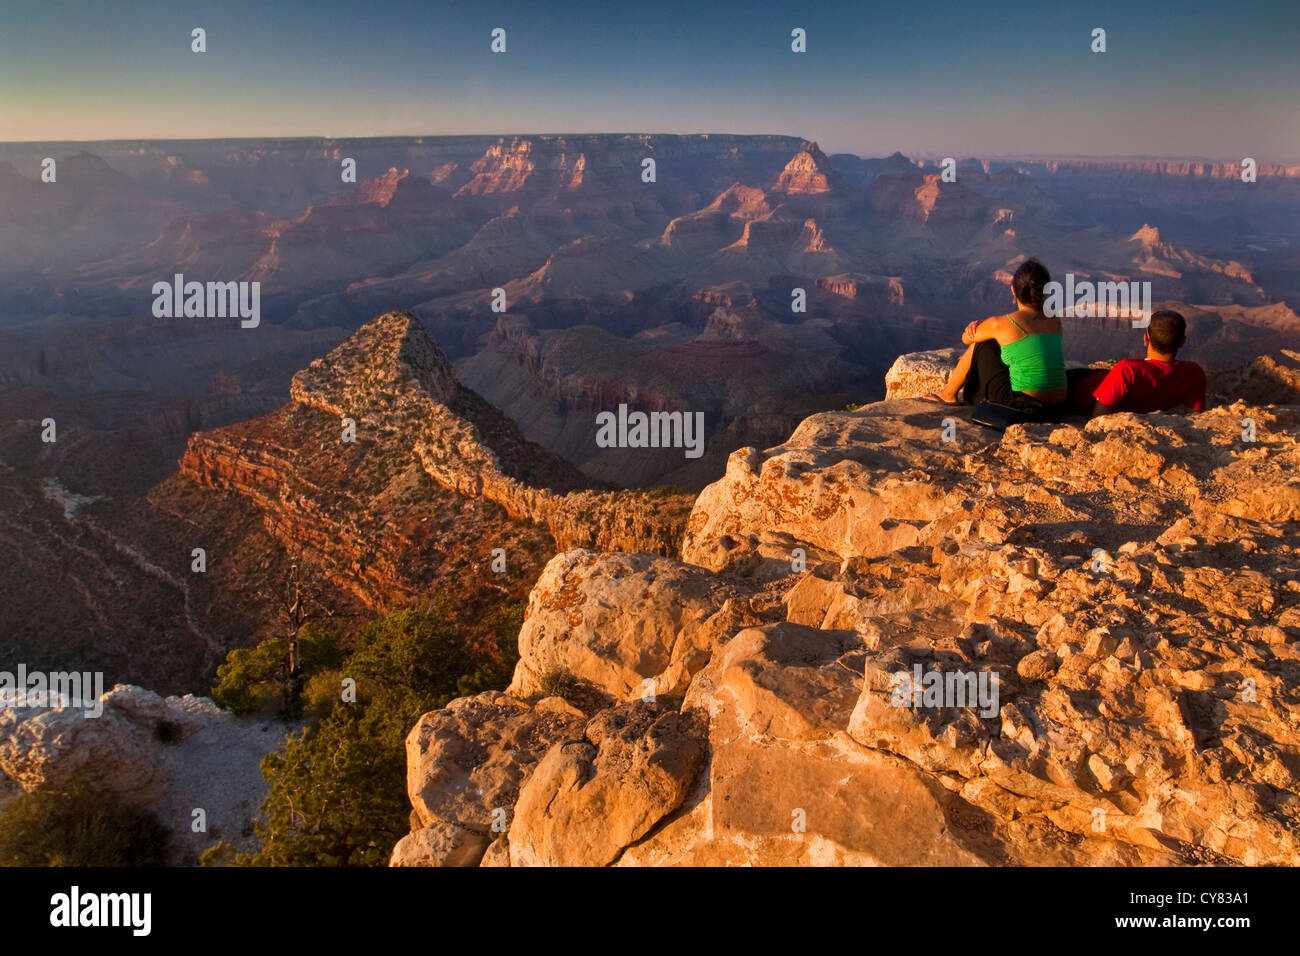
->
[980,313,1008,332]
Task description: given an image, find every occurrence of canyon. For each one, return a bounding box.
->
[2,135,1296,499]
[0,310,692,692]
[3,131,1299,677]
[1,308,1298,867]
[1,135,1299,864]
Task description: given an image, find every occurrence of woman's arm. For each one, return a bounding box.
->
[961,315,1002,345]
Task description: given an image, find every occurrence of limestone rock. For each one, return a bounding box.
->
[0,684,287,864]
[1017,649,1059,682]
[390,823,489,867]
[479,836,511,867]
[398,349,1300,867]
[884,347,961,400]
[509,702,706,866]
[508,550,745,700]
[709,623,864,739]
[682,401,994,570]
[404,691,585,863]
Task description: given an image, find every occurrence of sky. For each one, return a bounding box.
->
[3,0,1298,159]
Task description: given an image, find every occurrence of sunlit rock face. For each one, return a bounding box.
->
[397,349,1300,867]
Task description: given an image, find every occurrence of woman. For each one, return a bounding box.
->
[924,258,1068,412]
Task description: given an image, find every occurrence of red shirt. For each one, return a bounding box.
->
[1081,359,1206,414]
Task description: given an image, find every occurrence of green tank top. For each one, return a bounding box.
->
[999,319,1066,393]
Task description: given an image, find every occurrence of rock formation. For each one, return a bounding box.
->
[884,347,963,399]
[395,349,1300,866]
[175,311,694,648]
[0,308,696,695]
[772,142,844,196]
[0,684,288,863]
[213,310,692,557]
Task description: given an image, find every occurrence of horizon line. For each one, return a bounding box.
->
[0,134,1295,166]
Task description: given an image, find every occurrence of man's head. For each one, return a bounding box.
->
[1145,309,1187,358]
[1011,258,1051,312]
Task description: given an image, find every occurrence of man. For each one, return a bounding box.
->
[1074,310,1206,416]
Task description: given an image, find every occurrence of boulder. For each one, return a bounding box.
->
[508,702,706,866]
[883,347,961,400]
[404,691,585,864]
[508,550,745,700]
[390,823,489,867]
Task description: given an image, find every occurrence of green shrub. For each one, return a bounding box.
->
[534,664,608,712]
[239,599,523,866]
[241,705,409,867]
[538,665,581,701]
[212,624,344,717]
[199,841,238,867]
[0,785,169,866]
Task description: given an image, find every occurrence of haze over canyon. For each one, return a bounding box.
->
[1,132,1298,695]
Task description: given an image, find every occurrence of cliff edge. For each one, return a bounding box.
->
[395,349,1300,866]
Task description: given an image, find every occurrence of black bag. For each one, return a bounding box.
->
[971,401,1027,431]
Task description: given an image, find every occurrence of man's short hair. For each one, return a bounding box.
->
[1148,310,1187,353]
